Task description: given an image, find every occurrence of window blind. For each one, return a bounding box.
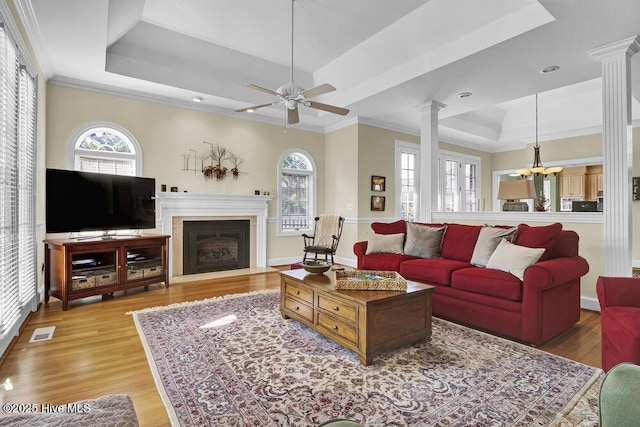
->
[0,23,38,357]
[78,155,135,176]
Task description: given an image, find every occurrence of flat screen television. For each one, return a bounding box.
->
[46,168,156,234]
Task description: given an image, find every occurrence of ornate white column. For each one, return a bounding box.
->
[417,101,446,222]
[589,36,640,277]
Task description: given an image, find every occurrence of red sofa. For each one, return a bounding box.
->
[353,220,589,345]
[596,276,640,372]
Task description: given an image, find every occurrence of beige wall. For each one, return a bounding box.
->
[324,124,359,262]
[45,84,327,262]
[492,133,603,173]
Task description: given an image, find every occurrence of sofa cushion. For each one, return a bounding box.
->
[440,223,482,263]
[371,219,406,235]
[365,233,404,255]
[361,253,418,271]
[470,225,517,267]
[404,223,447,258]
[399,258,471,286]
[451,266,524,301]
[515,222,562,261]
[486,239,545,281]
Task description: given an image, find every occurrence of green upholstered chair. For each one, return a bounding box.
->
[599,362,640,426]
[317,420,363,427]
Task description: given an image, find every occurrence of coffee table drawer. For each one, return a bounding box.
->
[284,297,313,322]
[317,294,357,323]
[317,313,358,345]
[284,281,313,304]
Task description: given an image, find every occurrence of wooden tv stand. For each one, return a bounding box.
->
[44,234,170,310]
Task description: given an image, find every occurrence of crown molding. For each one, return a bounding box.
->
[356,116,420,137]
[589,35,640,60]
[48,76,327,134]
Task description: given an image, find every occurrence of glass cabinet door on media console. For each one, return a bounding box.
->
[44,234,170,310]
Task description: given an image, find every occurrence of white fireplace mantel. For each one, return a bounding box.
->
[156,193,274,276]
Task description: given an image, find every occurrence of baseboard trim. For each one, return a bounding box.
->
[581,296,600,312]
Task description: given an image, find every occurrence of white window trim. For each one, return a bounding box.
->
[396,144,482,214]
[67,121,143,175]
[438,149,482,212]
[277,148,317,237]
[395,140,420,219]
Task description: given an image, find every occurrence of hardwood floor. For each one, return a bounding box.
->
[0,271,601,426]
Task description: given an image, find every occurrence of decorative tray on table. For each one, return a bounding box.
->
[333,270,407,291]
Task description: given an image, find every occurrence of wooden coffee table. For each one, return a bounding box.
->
[280,269,434,365]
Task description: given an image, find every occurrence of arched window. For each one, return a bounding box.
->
[68,122,142,176]
[278,149,316,235]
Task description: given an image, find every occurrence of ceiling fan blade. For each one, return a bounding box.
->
[306,101,349,116]
[243,83,279,97]
[299,83,336,98]
[288,107,299,124]
[235,102,274,113]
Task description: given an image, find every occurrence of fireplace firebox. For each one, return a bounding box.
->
[183,220,250,275]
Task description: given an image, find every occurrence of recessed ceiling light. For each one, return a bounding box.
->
[539,65,560,74]
[457,92,472,99]
[192,96,204,103]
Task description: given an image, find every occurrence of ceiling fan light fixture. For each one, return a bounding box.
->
[234,0,349,125]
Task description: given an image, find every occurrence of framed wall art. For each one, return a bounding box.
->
[371,175,386,192]
[371,195,386,211]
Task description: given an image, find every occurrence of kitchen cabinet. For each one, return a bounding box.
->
[585,165,603,201]
[559,174,585,197]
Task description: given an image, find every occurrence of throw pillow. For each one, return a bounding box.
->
[403,223,447,258]
[371,220,406,235]
[515,222,563,260]
[470,225,517,267]
[365,233,405,255]
[486,238,545,281]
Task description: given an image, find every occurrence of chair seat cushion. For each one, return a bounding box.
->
[305,245,333,253]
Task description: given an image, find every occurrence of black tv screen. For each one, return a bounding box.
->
[46,169,156,234]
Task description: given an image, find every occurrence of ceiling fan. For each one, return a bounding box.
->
[235,0,349,125]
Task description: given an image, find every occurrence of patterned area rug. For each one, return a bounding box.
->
[130,290,601,426]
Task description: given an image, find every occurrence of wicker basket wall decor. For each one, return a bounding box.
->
[334,270,407,291]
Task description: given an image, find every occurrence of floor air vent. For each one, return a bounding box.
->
[29,326,56,343]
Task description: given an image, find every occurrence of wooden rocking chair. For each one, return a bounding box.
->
[302,215,345,264]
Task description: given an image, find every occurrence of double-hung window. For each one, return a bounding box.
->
[0,13,39,357]
[278,149,315,235]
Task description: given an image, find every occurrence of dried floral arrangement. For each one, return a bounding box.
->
[182,142,243,181]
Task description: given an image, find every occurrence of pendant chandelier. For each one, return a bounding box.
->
[516,94,563,178]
